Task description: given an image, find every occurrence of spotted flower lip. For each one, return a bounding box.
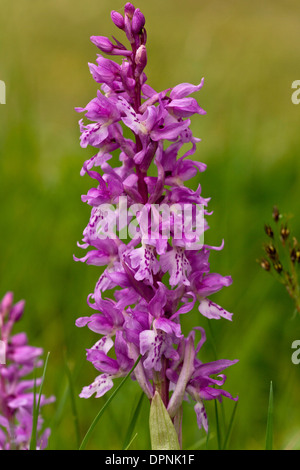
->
[75,2,238,438]
[198,298,233,321]
[79,330,134,399]
[127,243,160,284]
[0,292,55,450]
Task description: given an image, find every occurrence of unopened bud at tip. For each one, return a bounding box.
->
[9,300,25,322]
[124,3,135,19]
[111,11,125,29]
[132,8,145,34]
[1,292,14,314]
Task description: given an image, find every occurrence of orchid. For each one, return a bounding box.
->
[75,2,238,449]
[0,292,54,450]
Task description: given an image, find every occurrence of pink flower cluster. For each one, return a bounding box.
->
[75,2,238,434]
[0,292,54,450]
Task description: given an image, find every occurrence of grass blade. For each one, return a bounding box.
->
[64,354,81,449]
[122,391,144,450]
[50,355,86,429]
[124,432,138,450]
[30,367,38,451]
[206,320,227,434]
[187,433,214,450]
[79,355,141,450]
[30,352,50,450]
[265,380,274,450]
[214,399,222,450]
[223,400,238,450]
[205,424,210,450]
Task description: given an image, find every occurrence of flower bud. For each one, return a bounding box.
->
[132,9,145,34]
[90,36,114,53]
[111,11,125,29]
[124,2,135,19]
[1,291,14,315]
[123,13,134,44]
[9,300,25,322]
[135,45,147,75]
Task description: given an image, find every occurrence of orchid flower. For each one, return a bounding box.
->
[74,3,238,448]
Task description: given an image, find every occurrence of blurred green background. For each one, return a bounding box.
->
[1,0,300,450]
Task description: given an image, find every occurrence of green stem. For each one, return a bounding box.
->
[153,358,169,409]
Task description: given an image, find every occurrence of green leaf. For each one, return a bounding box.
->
[122,391,144,450]
[50,355,85,430]
[187,433,214,450]
[29,352,50,450]
[223,400,238,450]
[124,433,138,450]
[149,391,180,450]
[214,399,222,450]
[265,381,274,450]
[64,354,81,449]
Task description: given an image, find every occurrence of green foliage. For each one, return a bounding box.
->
[149,392,180,450]
[122,392,145,450]
[265,381,274,450]
[30,352,50,450]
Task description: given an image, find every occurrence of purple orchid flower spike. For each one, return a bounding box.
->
[75,3,238,449]
[0,292,55,450]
